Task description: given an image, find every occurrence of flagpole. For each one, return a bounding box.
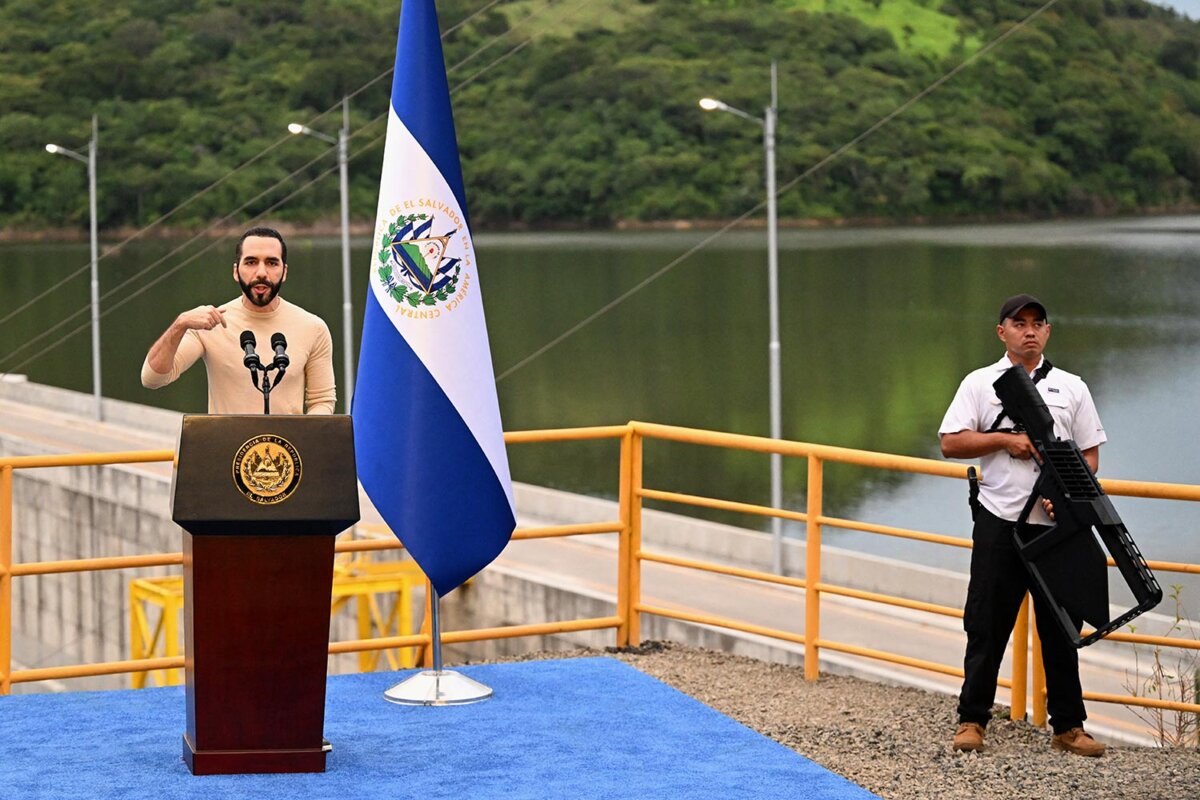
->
[363,0,516,705]
[431,585,443,672]
[382,585,493,705]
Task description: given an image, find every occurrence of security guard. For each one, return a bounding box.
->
[939,294,1107,757]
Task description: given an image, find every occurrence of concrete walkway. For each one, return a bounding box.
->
[0,379,1173,745]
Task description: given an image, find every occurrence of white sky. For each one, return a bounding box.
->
[1156,0,1200,18]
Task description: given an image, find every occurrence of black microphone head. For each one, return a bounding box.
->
[240,330,261,369]
[270,331,289,370]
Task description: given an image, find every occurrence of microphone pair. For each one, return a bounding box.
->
[240,331,289,371]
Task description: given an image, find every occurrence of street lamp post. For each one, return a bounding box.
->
[45,114,102,421]
[288,97,355,414]
[701,63,783,574]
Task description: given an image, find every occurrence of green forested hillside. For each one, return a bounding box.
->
[1,0,1199,231]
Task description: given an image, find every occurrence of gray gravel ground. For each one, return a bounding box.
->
[507,641,1200,800]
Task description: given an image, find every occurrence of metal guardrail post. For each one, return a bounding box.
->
[616,427,633,647]
[356,595,372,671]
[1032,608,1047,726]
[1,465,11,695]
[1010,594,1030,720]
[129,582,148,689]
[804,454,822,681]
[628,430,644,647]
[164,586,182,686]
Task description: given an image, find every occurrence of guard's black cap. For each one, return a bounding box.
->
[998,293,1047,323]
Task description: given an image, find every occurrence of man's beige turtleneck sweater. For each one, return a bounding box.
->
[141,297,336,414]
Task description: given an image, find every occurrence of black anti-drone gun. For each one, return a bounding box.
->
[992,365,1161,648]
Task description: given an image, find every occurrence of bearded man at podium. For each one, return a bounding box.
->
[140,226,336,415]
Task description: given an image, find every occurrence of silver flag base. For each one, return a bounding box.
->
[383,670,493,706]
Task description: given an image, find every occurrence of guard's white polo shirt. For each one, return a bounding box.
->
[939,355,1106,524]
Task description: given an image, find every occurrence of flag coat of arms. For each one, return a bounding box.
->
[353,0,516,596]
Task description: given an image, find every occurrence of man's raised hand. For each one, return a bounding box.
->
[178,305,227,331]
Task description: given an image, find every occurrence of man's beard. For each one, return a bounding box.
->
[238,276,282,307]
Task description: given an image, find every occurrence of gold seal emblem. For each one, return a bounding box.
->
[232,435,302,505]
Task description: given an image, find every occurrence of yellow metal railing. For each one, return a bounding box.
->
[621,422,1200,728]
[1,423,1197,733]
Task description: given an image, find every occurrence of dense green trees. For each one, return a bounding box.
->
[1,0,1198,232]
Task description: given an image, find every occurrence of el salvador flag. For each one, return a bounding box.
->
[353,0,515,597]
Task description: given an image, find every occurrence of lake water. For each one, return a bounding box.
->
[2,217,1199,585]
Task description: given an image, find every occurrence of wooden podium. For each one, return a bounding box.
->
[171,414,359,775]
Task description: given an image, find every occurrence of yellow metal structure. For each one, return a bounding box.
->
[329,551,426,672]
[128,549,427,687]
[129,576,184,688]
[2,426,1198,737]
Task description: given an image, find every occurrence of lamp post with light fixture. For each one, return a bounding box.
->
[288,97,355,413]
[700,63,782,573]
[45,114,102,420]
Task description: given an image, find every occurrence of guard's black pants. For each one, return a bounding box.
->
[957,506,1086,734]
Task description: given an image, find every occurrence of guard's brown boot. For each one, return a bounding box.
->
[1051,727,1106,757]
[952,722,985,752]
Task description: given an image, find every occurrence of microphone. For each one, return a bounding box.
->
[270,332,289,370]
[240,330,261,369]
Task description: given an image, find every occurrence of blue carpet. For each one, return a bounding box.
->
[0,657,876,799]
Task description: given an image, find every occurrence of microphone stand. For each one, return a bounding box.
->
[246,361,287,415]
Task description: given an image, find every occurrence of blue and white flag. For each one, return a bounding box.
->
[353,0,515,597]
